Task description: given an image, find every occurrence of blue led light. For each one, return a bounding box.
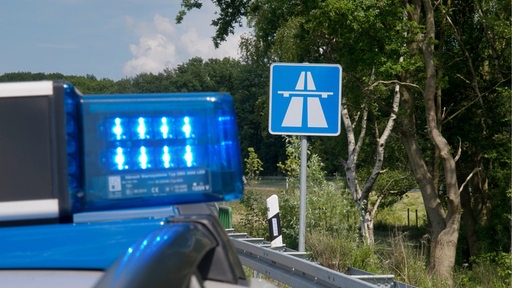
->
[184,145,193,167]
[160,117,170,139]
[113,118,123,140]
[162,146,171,168]
[114,147,126,170]
[0,82,244,220]
[136,117,148,139]
[78,92,244,212]
[137,146,149,169]
[182,117,192,138]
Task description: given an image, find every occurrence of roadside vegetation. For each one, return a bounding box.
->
[232,141,510,287]
[177,0,511,285]
[232,179,510,288]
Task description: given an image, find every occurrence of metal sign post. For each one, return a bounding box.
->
[269,63,342,253]
[298,136,308,252]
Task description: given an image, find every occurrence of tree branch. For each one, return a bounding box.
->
[459,168,481,194]
[367,80,422,91]
[361,84,401,197]
[353,107,368,163]
[444,13,484,107]
[371,193,386,218]
[454,137,462,162]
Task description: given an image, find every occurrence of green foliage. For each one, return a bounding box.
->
[175,0,202,24]
[375,192,427,228]
[277,188,300,249]
[235,189,268,238]
[0,72,116,94]
[237,184,508,287]
[240,181,358,250]
[0,72,65,82]
[455,252,512,288]
[307,179,355,234]
[177,0,250,48]
[3,0,510,279]
[478,87,512,254]
[244,147,263,184]
[274,135,358,249]
[276,136,301,181]
[276,136,327,184]
[371,169,417,208]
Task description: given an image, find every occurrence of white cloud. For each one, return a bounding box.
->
[123,11,246,77]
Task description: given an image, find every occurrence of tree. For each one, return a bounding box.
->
[178,0,410,246]
[435,0,511,262]
[0,72,115,94]
[342,83,401,245]
[244,147,263,184]
[176,0,398,244]
[177,1,511,283]
[397,0,510,284]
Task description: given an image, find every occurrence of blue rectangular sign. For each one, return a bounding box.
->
[269,63,342,136]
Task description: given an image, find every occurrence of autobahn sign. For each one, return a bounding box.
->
[269,63,342,136]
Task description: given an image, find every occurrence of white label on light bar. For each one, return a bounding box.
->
[0,199,59,221]
[0,81,53,97]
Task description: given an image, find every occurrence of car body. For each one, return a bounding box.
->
[0,81,249,288]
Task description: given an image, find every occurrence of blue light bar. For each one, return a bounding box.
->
[0,81,243,222]
[75,93,244,213]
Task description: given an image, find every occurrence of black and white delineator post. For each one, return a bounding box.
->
[266,194,283,247]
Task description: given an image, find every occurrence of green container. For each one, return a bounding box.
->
[218,206,232,229]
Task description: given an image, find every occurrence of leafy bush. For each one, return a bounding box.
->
[455,252,512,288]
[244,147,263,184]
[235,189,268,238]
[274,177,357,249]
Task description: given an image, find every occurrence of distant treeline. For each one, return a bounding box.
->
[0,58,290,175]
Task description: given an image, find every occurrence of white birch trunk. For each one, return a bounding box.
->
[342,83,400,246]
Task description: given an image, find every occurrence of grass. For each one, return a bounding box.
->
[225,179,511,288]
[375,191,427,227]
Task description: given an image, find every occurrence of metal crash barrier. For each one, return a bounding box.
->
[229,230,416,288]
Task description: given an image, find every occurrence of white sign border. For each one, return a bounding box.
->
[268,62,342,136]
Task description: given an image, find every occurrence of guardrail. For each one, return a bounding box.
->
[228,230,414,288]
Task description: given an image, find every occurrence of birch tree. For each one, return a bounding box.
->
[341,83,400,245]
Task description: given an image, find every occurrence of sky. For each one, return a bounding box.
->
[0,0,249,80]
